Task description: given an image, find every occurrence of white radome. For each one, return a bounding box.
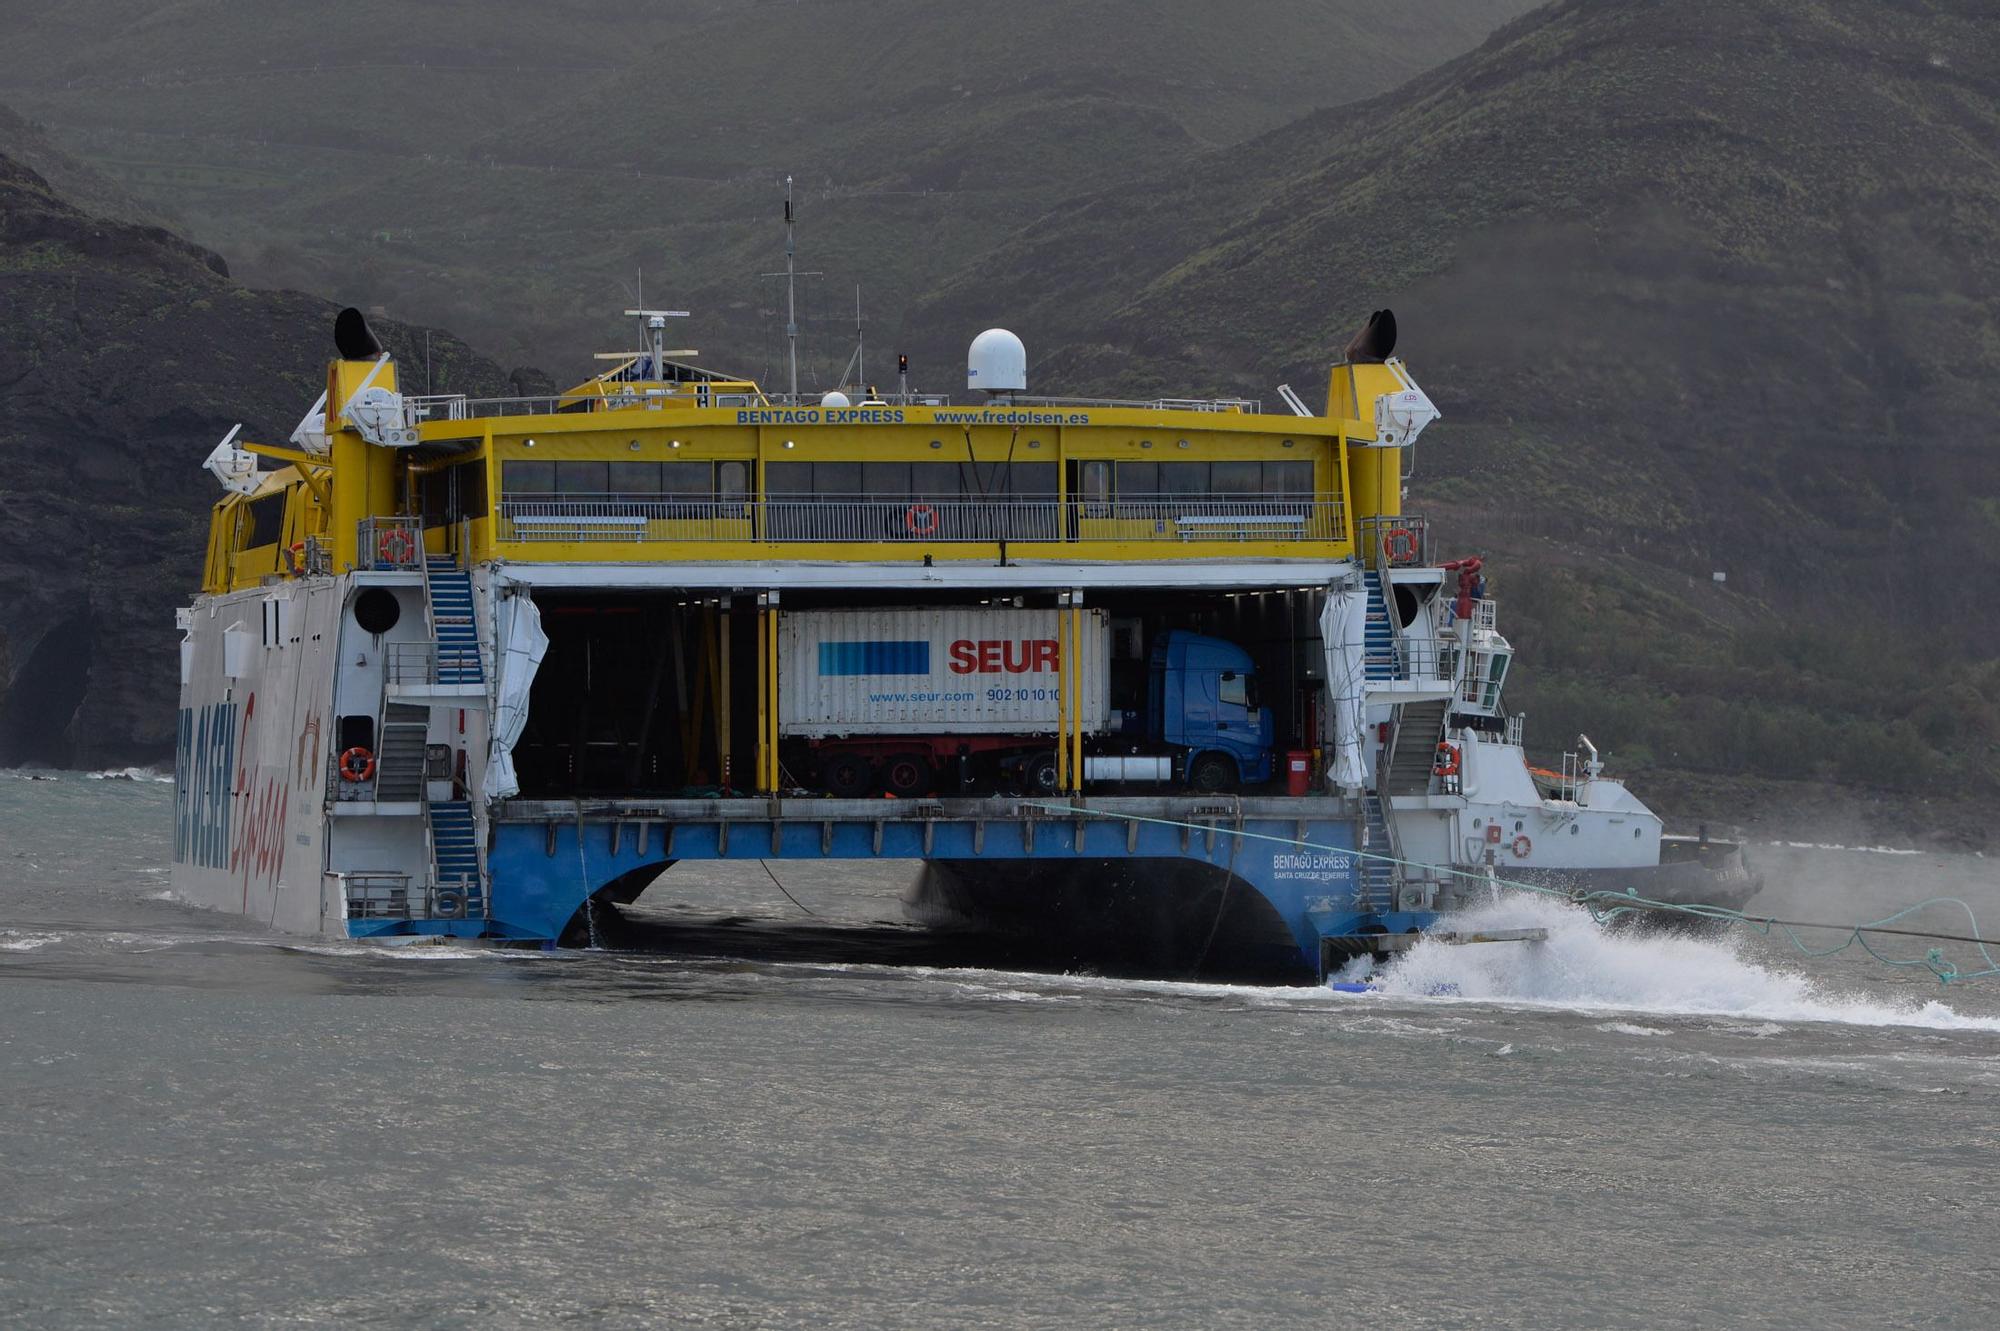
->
[967,328,1027,393]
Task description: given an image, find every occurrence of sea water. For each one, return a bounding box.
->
[3,771,1998,1328]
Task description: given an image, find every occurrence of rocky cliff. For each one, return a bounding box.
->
[0,151,511,767]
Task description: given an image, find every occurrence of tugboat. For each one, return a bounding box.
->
[1326,539,1761,920]
[170,277,1751,978]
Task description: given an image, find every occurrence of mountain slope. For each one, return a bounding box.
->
[0,0,1536,374]
[0,150,511,768]
[906,0,2000,830]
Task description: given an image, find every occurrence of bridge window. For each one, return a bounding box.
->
[502,459,555,493]
[607,461,662,492]
[557,461,609,494]
[243,493,285,548]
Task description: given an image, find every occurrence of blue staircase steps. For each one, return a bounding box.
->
[429,799,483,901]
[426,569,483,685]
[1362,570,1398,682]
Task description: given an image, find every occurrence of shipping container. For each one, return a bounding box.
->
[778,607,1112,737]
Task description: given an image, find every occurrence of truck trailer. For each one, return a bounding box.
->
[777,607,1275,797]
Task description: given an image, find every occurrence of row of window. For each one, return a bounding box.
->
[497,458,1318,501]
[501,460,749,497]
[1075,460,1316,500]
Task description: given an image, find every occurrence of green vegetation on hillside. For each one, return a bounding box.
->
[900,0,2000,830]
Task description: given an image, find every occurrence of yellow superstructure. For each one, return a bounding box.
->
[200,344,1427,593]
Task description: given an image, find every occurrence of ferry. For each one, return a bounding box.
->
[172,287,1754,979]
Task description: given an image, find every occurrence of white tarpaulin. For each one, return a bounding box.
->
[485,588,549,801]
[1320,580,1371,790]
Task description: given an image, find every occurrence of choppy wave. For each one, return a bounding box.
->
[1364,896,2000,1032]
[85,767,173,784]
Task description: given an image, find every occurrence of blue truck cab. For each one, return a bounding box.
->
[1147,631,1276,791]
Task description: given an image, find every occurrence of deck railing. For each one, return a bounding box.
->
[491,492,1346,545]
[402,391,1267,423]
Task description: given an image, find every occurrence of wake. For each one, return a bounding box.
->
[1356,896,2000,1032]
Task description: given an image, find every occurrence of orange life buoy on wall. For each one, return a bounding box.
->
[1511,834,1532,859]
[339,747,376,783]
[1433,742,1461,778]
[1384,527,1419,564]
[905,503,939,536]
[376,527,415,566]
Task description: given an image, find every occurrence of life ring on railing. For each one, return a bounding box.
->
[1511,834,1533,859]
[433,886,467,920]
[1433,742,1461,778]
[905,503,940,536]
[338,747,376,783]
[376,526,415,566]
[1384,527,1419,564]
[283,542,305,576]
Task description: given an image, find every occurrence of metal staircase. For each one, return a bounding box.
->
[1357,792,1399,911]
[1382,698,1450,796]
[1362,570,1397,681]
[374,702,430,801]
[427,799,484,916]
[424,563,483,684]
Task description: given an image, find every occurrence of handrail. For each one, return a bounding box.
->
[399,390,1267,422]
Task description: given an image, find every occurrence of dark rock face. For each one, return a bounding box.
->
[0,154,513,768]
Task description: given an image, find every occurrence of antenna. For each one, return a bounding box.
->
[760,177,821,402]
[785,176,797,399]
[623,308,689,378]
[854,284,864,391]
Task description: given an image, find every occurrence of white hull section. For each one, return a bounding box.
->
[171,569,496,938]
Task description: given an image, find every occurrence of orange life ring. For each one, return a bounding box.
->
[1433,742,1461,778]
[1384,527,1419,563]
[338,746,376,783]
[283,542,305,576]
[376,527,415,566]
[905,503,940,536]
[1511,834,1532,859]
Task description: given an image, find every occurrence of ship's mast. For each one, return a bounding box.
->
[784,175,798,401]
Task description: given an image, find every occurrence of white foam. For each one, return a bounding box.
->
[1370,896,2000,1033]
[0,931,62,951]
[1769,839,1922,856]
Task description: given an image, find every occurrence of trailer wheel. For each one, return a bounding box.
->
[1188,753,1236,795]
[1022,752,1060,796]
[821,753,874,799]
[881,752,932,799]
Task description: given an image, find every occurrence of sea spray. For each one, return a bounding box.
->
[1367,895,2000,1031]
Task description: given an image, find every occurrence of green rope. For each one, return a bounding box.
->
[1024,802,2000,985]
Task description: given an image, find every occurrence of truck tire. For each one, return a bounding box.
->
[1188,753,1236,795]
[881,752,932,799]
[1021,752,1059,796]
[821,753,874,799]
